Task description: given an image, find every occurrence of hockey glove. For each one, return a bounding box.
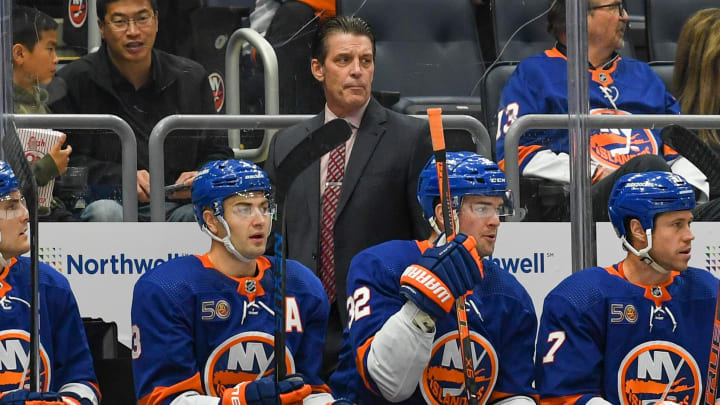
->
[0,389,64,405]
[220,374,312,405]
[400,233,483,319]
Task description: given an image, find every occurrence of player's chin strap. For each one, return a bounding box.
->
[621,229,670,274]
[0,232,8,269]
[429,210,461,243]
[202,216,253,263]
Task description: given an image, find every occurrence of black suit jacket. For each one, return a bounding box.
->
[264,97,432,324]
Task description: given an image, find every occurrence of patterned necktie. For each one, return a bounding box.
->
[319,142,346,303]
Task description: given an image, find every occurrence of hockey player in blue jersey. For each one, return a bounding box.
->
[0,161,100,405]
[131,159,348,405]
[535,171,717,405]
[329,151,538,405]
[496,0,708,220]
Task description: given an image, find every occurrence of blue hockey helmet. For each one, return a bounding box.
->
[0,161,19,200]
[192,159,273,227]
[608,171,696,239]
[417,151,512,220]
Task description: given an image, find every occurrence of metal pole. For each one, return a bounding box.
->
[566,0,595,271]
[148,114,491,221]
[14,115,138,221]
[225,28,280,161]
[87,0,101,52]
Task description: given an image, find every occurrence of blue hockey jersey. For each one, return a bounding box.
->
[0,257,99,403]
[131,254,331,405]
[329,240,537,405]
[496,47,680,179]
[535,263,718,405]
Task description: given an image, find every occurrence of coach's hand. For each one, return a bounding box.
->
[221,374,311,405]
[400,233,483,319]
[0,389,64,405]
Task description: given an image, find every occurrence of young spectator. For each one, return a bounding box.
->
[329,152,537,404]
[673,8,720,153]
[496,0,708,221]
[0,161,99,404]
[12,6,72,219]
[535,171,716,405]
[50,0,232,222]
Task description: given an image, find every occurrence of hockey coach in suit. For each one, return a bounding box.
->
[264,15,432,379]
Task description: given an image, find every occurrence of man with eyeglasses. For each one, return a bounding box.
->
[131,159,351,405]
[329,152,537,405]
[495,0,708,222]
[0,161,100,405]
[50,0,232,222]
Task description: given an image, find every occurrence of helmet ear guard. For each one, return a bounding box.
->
[608,171,695,273]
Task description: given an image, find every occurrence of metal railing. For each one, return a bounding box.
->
[504,114,720,222]
[14,114,138,221]
[225,28,279,161]
[148,114,491,221]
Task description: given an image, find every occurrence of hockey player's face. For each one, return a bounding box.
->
[588,0,628,52]
[312,33,374,117]
[649,210,694,271]
[458,195,502,257]
[222,193,272,259]
[0,191,30,258]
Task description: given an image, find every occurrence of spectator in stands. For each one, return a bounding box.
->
[496,0,708,221]
[673,8,720,154]
[672,8,720,220]
[50,0,232,222]
[12,6,73,220]
[264,16,432,379]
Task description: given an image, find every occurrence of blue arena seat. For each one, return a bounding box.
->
[339,0,485,106]
[646,0,717,61]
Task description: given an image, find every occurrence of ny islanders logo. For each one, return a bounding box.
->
[208,73,225,113]
[589,109,659,170]
[68,0,87,28]
[617,341,701,405]
[203,332,295,397]
[0,330,51,392]
[420,331,498,405]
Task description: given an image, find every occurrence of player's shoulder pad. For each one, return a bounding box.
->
[348,240,422,285]
[545,266,614,312]
[281,258,328,302]
[134,254,205,294]
[478,259,535,301]
[31,258,74,290]
[675,267,719,300]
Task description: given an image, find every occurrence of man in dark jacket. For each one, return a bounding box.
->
[50,0,232,221]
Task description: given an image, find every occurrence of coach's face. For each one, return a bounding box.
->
[0,191,30,259]
[311,32,374,117]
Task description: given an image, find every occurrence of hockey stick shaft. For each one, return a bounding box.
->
[272,118,352,384]
[704,279,720,405]
[427,108,479,405]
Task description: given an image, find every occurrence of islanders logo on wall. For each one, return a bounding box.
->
[0,330,51,392]
[420,331,498,405]
[209,72,225,113]
[617,340,701,405]
[68,0,88,28]
[203,331,294,397]
[589,109,659,170]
